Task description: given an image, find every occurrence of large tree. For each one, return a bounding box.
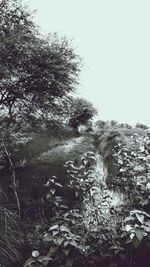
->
[0,0,81,125]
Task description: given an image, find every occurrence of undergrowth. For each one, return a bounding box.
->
[0,130,150,266]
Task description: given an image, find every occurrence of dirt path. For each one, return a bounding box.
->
[82,152,125,231]
[37,134,95,163]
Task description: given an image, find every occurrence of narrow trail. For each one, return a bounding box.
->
[82,151,125,231]
[37,134,95,163]
[38,136,84,160]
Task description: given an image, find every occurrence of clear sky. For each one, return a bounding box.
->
[27,0,150,126]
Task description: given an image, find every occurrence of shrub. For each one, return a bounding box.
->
[97,130,127,185]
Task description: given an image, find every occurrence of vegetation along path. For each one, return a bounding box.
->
[41,132,125,232]
[36,134,96,164]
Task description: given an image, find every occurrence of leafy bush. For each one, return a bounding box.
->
[23,152,126,267]
[113,133,150,208]
[110,132,150,266]
[96,130,127,185]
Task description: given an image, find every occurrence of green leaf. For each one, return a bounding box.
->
[142,225,150,232]
[131,210,150,218]
[60,225,71,233]
[46,194,52,200]
[136,214,144,224]
[55,182,63,187]
[109,246,124,251]
[49,225,59,231]
[134,228,144,242]
[23,258,36,267]
[52,230,59,236]
[64,241,69,247]
[124,216,134,222]
[141,199,149,206]
[75,191,79,198]
[43,235,53,242]
[38,256,53,264]
[50,189,56,195]
[57,237,65,246]
[68,239,78,248]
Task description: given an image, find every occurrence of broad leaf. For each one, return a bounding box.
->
[136,214,144,224]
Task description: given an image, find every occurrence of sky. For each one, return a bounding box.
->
[27,0,150,126]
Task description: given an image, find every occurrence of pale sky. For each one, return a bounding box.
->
[27,0,150,126]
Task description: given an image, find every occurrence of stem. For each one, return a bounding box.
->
[2,140,20,218]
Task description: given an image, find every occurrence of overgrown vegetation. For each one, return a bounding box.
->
[22,131,150,267]
[0,0,150,266]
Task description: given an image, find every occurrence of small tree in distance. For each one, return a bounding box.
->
[69,97,97,131]
[135,122,149,130]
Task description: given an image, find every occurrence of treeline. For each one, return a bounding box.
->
[95,120,149,130]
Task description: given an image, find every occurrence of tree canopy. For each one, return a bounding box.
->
[0,0,81,125]
[69,97,97,129]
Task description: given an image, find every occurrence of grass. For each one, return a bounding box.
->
[16,126,76,164]
[0,207,22,266]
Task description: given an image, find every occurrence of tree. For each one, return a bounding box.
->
[118,123,132,129]
[110,120,118,127]
[135,123,149,130]
[95,120,107,129]
[68,97,97,130]
[0,0,81,126]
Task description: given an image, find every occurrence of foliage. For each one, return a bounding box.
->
[0,128,147,267]
[118,123,132,129]
[135,123,149,130]
[23,172,87,267]
[69,98,97,130]
[113,133,150,208]
[107,132,150,266]
[64,151,96,201]
[123,209,150,248]
[23,151,125,267]
[0,0,81,125]
[1,3,150,264]
[110,120,118,127]
[96,129,126,186]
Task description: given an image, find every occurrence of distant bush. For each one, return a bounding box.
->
[135,123,149,130]
[69,98,97,130]
[118,123,132,129]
